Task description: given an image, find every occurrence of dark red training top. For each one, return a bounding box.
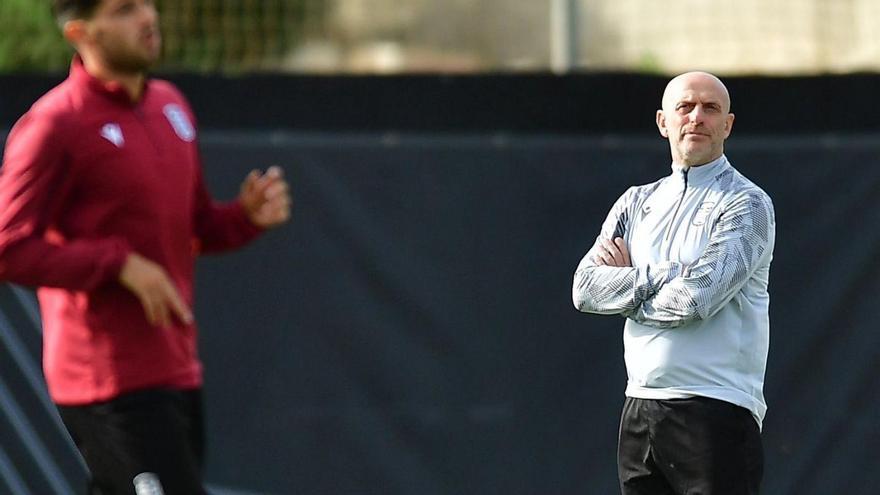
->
[0,58,263,405]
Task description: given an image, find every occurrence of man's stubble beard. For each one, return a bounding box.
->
[96,32,161,76]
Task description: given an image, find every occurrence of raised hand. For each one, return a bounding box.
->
[239,166,292,228]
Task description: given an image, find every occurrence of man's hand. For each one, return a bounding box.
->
[239,166,292,228]
[593,237,631,267]
[119,253,193,328]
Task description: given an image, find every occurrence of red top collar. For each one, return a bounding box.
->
[69,55,149,105]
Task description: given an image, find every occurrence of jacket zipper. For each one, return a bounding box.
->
[133,106,167,162]
[665,168,689,243]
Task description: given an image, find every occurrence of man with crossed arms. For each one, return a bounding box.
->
[573,71,775,495]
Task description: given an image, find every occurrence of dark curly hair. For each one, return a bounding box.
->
[52,0,102,23]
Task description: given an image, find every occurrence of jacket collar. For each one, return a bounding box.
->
[70,55,148,106]
[670,155,730,186]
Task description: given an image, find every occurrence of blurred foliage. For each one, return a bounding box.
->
[0,0,319,74]
[157,0,319,73]
[0,0,72,72]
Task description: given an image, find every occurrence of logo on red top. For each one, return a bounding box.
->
[163,104,196,142]
[100,123,124,148]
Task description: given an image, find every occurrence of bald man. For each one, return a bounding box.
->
[572,72,775,494]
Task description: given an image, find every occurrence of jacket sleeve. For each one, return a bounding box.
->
[572,187,684,315]
[0,112,131,290]
[191,154,264,254]
[162,92,263,254]
[627,191,775,328]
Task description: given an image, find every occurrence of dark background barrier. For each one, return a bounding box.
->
[2,72,879,133]
[190,133,880,495]
[1,74,879,494]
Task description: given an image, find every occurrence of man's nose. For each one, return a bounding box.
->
[688,106,705,124]
[138,1,159,26]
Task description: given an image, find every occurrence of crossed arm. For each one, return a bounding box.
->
[572,190,774,328]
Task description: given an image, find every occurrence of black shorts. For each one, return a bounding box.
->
[58,388,206,495]
[618,396,763,495]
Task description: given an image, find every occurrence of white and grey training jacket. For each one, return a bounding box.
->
[572,155,776,428]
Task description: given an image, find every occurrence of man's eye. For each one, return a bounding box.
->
[115,2,135,14]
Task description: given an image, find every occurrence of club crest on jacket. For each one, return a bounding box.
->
[163,104,195,142]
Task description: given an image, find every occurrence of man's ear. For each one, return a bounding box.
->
[656,110,668,138]
[723,112,735,138]
[62,19,88,46]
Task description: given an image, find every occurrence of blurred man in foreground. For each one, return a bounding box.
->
[0,0,291,492]
[573,72,775,494]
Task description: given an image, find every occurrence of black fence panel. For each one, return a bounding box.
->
[2,73,880,134]
[2,128,879,493]
[3,70,880,494]
[182,133,879,495]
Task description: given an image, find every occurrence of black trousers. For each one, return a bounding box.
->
[58,388,206,495]
[618,397,763,495]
